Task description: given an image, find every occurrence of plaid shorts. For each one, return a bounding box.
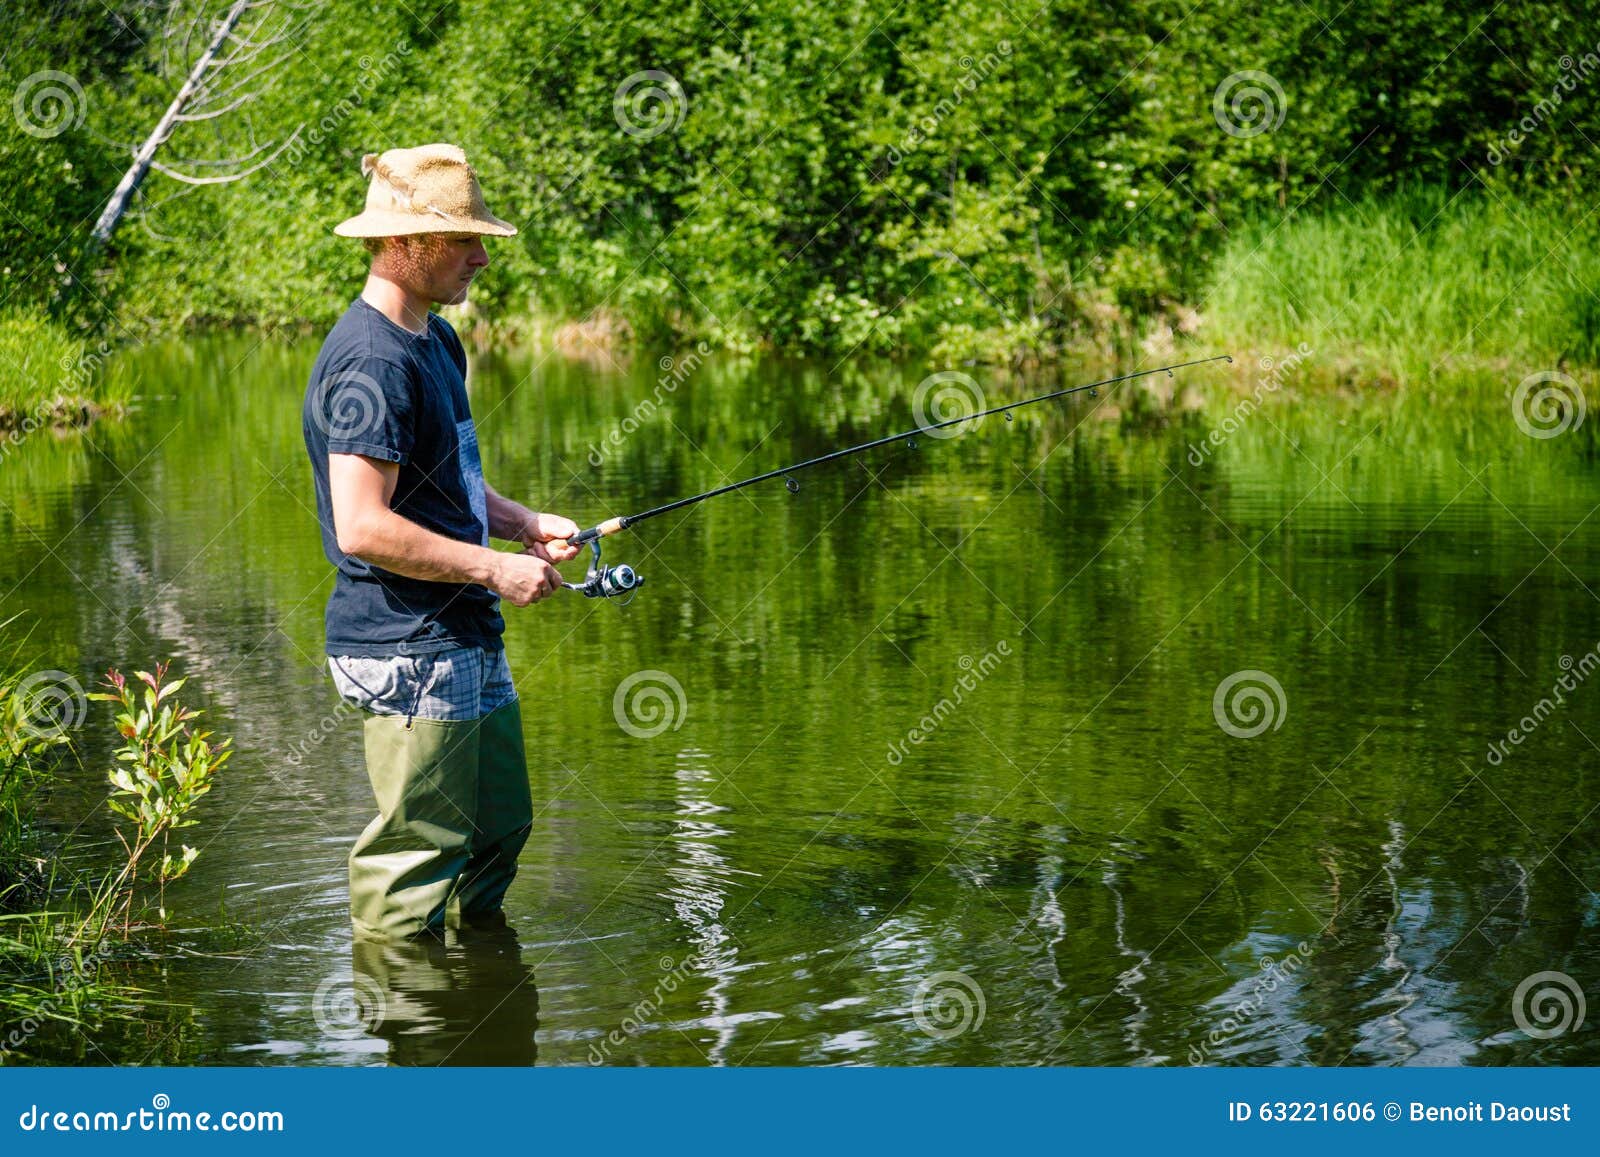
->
[328,645,518,722]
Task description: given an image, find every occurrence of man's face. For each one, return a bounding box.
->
[388,232,490,305]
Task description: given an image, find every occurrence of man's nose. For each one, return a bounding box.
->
[468,239,489,268]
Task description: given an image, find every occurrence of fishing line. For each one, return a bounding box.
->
[557,354,1232,599]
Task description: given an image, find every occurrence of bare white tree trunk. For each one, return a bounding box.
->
[90,0,304,248]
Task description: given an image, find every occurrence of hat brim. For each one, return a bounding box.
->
[334,209,517,238]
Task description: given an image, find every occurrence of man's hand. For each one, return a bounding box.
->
[488,550,565,606]
[515,511,582,564]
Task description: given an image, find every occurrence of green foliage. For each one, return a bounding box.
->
[1201,188,1600,382]
[5,0,1600,362]
[85,662,231,932]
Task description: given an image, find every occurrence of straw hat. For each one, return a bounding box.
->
[333,143,517,238]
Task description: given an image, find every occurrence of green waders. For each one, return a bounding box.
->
[348,699,532,939]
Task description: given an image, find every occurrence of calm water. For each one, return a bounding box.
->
[2,334,1597,1066]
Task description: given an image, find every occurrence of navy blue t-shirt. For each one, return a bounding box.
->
[302,297,502,657]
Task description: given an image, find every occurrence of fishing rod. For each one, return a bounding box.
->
[555,354,1232,599]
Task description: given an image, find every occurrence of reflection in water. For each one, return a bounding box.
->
[5,334,1599,1065]
[663,748,762,1064]
[351,917,539,1065]
[1103,861,1163,1065]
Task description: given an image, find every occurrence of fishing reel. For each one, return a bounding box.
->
[562,537,644,602]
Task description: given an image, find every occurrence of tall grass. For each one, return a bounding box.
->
[0,312,134,430]
[1201,188,1600,386]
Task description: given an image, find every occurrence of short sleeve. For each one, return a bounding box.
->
[314,356,418,464]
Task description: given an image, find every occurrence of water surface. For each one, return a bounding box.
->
[2,335,1596,1066]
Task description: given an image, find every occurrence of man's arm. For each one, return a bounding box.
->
[329,452,563,605]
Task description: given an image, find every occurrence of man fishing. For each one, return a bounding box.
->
[301,142,579,940]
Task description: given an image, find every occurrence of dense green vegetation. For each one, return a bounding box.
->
[3,2,1600,355]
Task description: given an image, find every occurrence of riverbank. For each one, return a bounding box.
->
[3,188,1595,436]
[0,314,132,441]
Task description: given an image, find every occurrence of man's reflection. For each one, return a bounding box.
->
[351,912,538,1064]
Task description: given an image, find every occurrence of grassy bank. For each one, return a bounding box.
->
[1,634,234,1062]
[0,313,134,437]
[1197,189,1600,386]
